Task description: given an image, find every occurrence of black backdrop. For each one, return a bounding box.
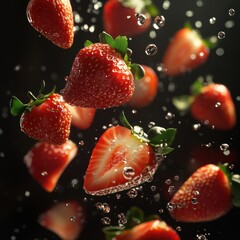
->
[1,0,240,239]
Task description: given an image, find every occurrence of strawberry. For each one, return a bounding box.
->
[127,65,159,108]
[169,163,240,222]
[26,0,74,49]
[10,81,72,145]
[83,111,176,195]
[172,78,236,131]
[103,0,159,38]
[103,206,180,240]
[162,23,216,77]
[39,200,85,240]
[67,105,96,130]
[24,139,77,192]
[61,32,144,109]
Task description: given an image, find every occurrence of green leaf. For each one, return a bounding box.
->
[99,31,115,48]
[149,128,176,146]
[114,36,128,58]
[161,146,174,155]
[102,226,124,240]
[130,63,145,80]
[144,214,160,222]
[84,40,93,47]
[231,174,240,207]
[119,111,133,131]
[145,3,159,17]
[204,36,218,49]
[172,95,194,111]
[125,206,145,229]
[10,96,26,116]
[190,77,204,96]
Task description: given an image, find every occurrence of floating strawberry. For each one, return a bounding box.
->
[10,81,72,145]
[103,206,180,240]
[24,139,77,192]
[83,111,176,195]
[26,0,74,49]
[127,65,159,108]
[67,105,96,130]
[172,78,236,131]
[169,163,240,222]
[162,23,217,77]
[39,200,85,240]
[103,0,159,38]
[61,31,144,109]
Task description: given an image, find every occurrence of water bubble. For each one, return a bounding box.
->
[216,48,225,56]
[166,202,175,211]
[71,178,79,188]
[102,203,111,213]
[123,167,136,180]
[116,193,121,199]
[215,102,221,108]
[101,217,111,225]
[135,13,146,25]
[151,185,156,191]
[145,44,158,56]
[191,197,198,204]
[225,20,235,29]
[229,8,235,16]
[70,216,76,222]
[127,188,138,198]
[209,17,216,24]
[79,140,85,146]
[25,191,30,197]
[218,31,226,39]
[156,63,167,73]
[162,0,171,10]
[154,193,161,202]
[132,109,137,114]
[220,143,229,151]
[148,122,156,128]
[153,16,165,29]
[176,226,182,231]
[195,20,202,28]
[196,0,204,7]
[165,112,174,120]
[186,10,194,17]
[165,179,172,185]
[174,175,180,181]
[193,123,201,131]
[168,186,175,194]
[196,234,208,240]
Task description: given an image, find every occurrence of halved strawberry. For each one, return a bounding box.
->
[26,0,74,49]
[24,139,77,192]
[39,200,85,240]
[67,105,96,130]
[83,112,176,195]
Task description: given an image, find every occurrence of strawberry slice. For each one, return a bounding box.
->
[39,200,85,240]
[68,105,96,130]
[83,112,176,195]
[24,140,77,192]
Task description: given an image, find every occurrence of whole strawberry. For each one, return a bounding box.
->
[169,163,240,222]
[26,0,74,49]
[172,78,236,131]
[10,81,72,145]
[61,32,144,109]
[103,0,159,38]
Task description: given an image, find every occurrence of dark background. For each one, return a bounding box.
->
[1,0,240,239]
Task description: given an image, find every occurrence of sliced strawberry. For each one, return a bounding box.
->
[24,140,77,192]
[67,105,96,130]
[83,112,176,195]
[127,65,159,108]
[26,0,74,49]
[39,200,85,240]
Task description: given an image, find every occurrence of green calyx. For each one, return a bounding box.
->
[120,111,177,156]
[121,0,159,17]
[84,32,145,80]
[219,163,240,208]
[10,81,55,117]
[103,206,160,239]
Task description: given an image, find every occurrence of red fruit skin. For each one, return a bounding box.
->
[103,0,151,38]
[61,43,134,109]
[39,200,85,240]
[20,93,72,145]
[26,0,74,49]
[116,220,180,240]
[162,28,209,77]
[169,164,232,222]
[24,140,77,192]
[191,84,236,131]
[127,65,159,108]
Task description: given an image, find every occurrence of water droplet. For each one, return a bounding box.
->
[229,8,235,16]
[195,20,202,28]
[70,216,76,222]
[176,226,182,231]
[220,143,229,151]
[191,197,198,204]
[123,167,135,180]
[116,193,121,199]
[168,185,175,194]
[166,202,175,211]
[193,123,201,131]
[165,112,174,120]
[186,10,194,17]
[154,193,161,202]
[218,31,226,39]
[165,179,172,185]
[135,13,146,25]
[196,234,208,240]
[79,140,85,146]
[145,44,158,56]
[101,217,111,225]
[196,0,204,7]
[216,48,225,56]
[174,175,180,181]
[209,17,216,24]
[162,0,171,10]
[127,188,138,198]
[153,15,165,29]
[148,122,156,128]
[215,102,221,108]
[151,185,156,191]
[102,203,111,213]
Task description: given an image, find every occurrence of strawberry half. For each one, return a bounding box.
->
[26,0,74,49]
[24,139,77,192]
[39,200,85,240]
[103,206,180,240]
[10,81,72,145]
[67,105,96,130]
[61,32,144,109]
[127,65,159,108]
[83,112,176,195]
[169,163,240,222]
[103,0,159,38]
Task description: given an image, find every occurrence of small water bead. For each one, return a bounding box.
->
[151,185,156,191]
[148,122,156,128]
[196,0,204,7]
[225,20,235,29]
[41,171,48,176]
[156,63,167,73]
[135,13,146,25]
[196,234,208,240]
[162,0,171,10]
[216,48,225,56]
[220,143,229,151]
[191,197,198,204]
[123,167,136,180]
[101,217,111,225]
[209,17,216,24]
[166,202,175,212]
[193,123,201,131]
[168,186,175,194]
[116,193,121,199]
[70,216,76,222]
[154,193,161,202]
[153,15,165,29]
[79,140,85,146]
[174,175,180,181]
[132,109,137,114]
[165,179,172,185]
[149,30,157,39]
[229,8,235,16]
[218,31,226,39]
[186,10,194,17]
[127,188,138,198]
[215,102,221,108]
[176,226,182,232]
[195,20,202,28]
[165,112,174,120]
[145,44,158,56]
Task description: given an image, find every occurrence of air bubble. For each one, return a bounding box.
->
[209,17,216,24]
[193,123,201,131]
[153,16,165,29]
[135,13,146,25]
[123,167,136,180]
[218,31,226,39]
[145,44,158,56]
[101,217,111,225]
[229,8,235,16]
[127,188,138,198]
